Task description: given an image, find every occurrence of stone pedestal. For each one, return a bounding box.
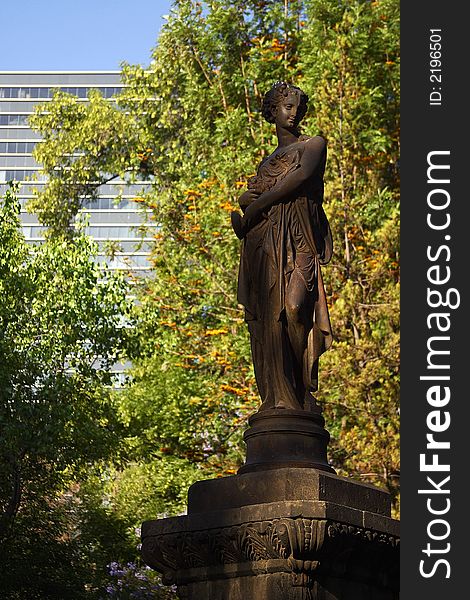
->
[141,468,399,599]
[240,409,334,474]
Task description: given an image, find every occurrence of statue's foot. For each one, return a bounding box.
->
[230,211,245,239]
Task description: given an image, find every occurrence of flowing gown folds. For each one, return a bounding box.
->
[237,137,333,410]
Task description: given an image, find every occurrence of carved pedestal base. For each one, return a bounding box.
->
[141,469,399,599]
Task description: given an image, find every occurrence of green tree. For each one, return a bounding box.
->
[28,0,400,530]
[0,184,134,598]
[300,0,400,502]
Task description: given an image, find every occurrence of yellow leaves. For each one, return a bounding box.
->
[220,201,236,211]
[251,35,289,63]
[220,384,247,397]
[199,177,217,189]
[177,223,201,242]
[235,181,247,188]
[205,328,228,336]
[184,189,202,197]
[136,148,153,161]
[270,38,286,51]
[160,320,177,328]
[182,188,203,212]
[346,226,361,241]
[216,358,232,370]
[208,349,233,370]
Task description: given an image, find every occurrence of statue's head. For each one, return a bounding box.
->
[261,82,309,126]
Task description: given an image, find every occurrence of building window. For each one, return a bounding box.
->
[0,115,30,126]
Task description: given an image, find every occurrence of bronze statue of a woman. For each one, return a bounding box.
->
[231,82,333,413]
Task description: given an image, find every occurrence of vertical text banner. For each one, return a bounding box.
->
[401,1,467,597]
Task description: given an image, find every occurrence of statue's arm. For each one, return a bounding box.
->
[241,137,326,230]
[238,189,260,211]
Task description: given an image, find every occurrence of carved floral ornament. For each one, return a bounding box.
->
[142,516,399,589]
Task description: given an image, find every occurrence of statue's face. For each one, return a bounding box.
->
[272,92,301,129]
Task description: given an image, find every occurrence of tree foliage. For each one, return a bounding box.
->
[0,185,134,597]
[25,2,400,588]
[300,0,400,498]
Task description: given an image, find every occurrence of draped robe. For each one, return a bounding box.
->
[237,136,333,410]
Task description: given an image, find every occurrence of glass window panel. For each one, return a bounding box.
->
[29,226,45,237]
[5,169,40,181]
[129,255,150,266]
[0,128,38,139]
[17,142,26,153]
[83,198,100,209]
[0,115,31,125]
[0,143,6,153]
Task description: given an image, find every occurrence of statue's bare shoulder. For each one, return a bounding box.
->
[303,135,327,154]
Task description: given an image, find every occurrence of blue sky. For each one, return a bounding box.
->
[1,0,173,71]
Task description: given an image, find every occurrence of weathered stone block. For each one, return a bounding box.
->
[142,468,399,599]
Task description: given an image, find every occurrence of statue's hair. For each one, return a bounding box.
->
[261,82,309,124]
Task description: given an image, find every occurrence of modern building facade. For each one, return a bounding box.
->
[0,71,154,273]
